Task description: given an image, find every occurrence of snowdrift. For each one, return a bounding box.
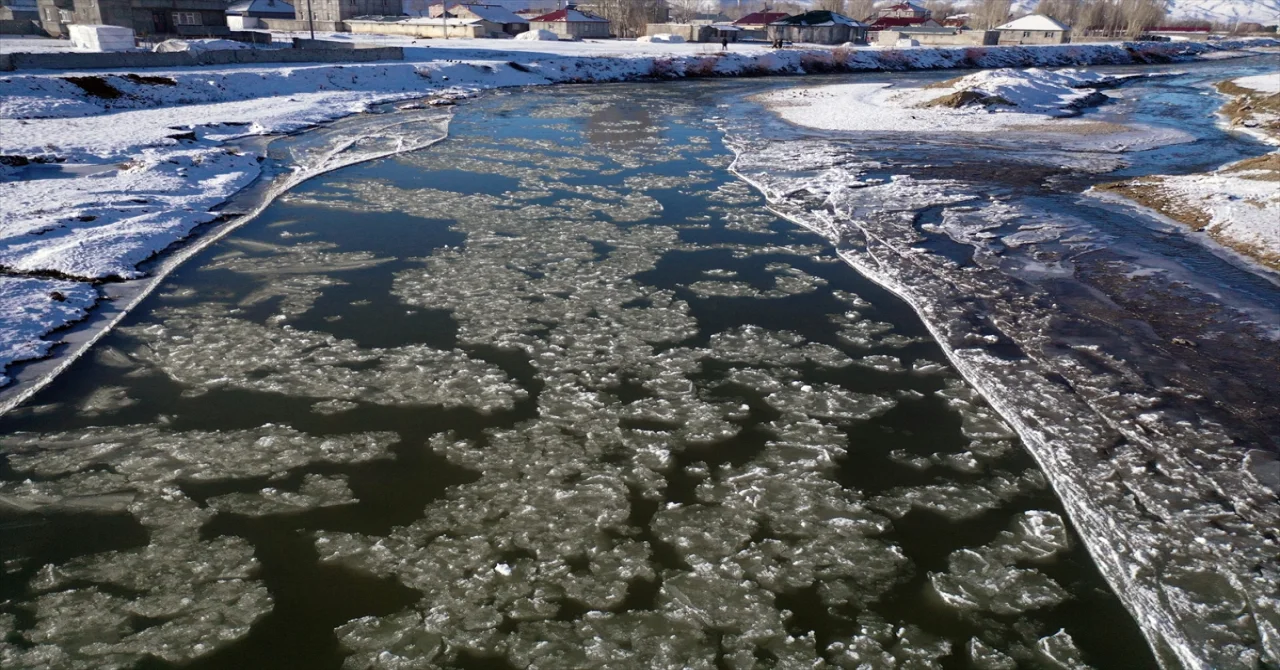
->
[515,29,559,41]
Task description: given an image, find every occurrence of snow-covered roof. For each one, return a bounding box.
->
[996,14,1069,31]
[771,10,866,27]
[453,4,528,23]
[226,0,294,16]
[528,7,609,23]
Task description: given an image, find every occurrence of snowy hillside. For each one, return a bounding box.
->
[1169,0,1280,25]
[930,0,1277,24]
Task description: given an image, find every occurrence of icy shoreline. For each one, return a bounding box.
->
[724,62,1280,666]
[0,39,1274,402]
[1092,71,1280,272]
[725,155,1279,670]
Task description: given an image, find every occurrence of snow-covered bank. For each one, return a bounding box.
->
[0,38,1273,397]
[1095,69,1280,272]
[761,67,1193,151]
[728,63,1280,669]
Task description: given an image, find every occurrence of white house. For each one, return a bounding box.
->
[995,14,1070,44]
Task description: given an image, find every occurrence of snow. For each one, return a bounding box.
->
[515,28,559,41]
[1168,0,1280,25]
[0,37,1272,396]
[995,14,1069,32]
[1234,72,1280,94]
[152,39,253,53]
[0,278,97,386]
[760,68,1192,151]
[637,34,687,44]
[66,24,136,53]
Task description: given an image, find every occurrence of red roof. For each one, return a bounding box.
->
[734,11,789,26]
[867,16,930,29]
[941,17,967,27]
[528,7,608,22]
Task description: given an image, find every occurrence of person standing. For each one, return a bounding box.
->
[721,35,729,51]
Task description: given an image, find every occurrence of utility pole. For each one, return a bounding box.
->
[306,0,315,39]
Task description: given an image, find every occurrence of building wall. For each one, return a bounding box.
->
[644,23,714,41]
[307,0,399,23]
[347,19,488,37]
[530,19,609,38]
[874,28,995,45]
[260,16,344,31]
[768,24,858,45]
[37,0,72,35]
[71,0,227,35]
[997,28,1068,44]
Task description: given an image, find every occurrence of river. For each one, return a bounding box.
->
[0,56,1275,669]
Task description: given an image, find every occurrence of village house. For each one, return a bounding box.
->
[731,9,787,39]
[430,3,528,35]
[875,1,930,19]
[71,0,231,37]
[768,10,866,45]
[995,14,1070,44]
[293,0,400,31]
[225,0,292,30]
[528,4,609,39]
[36,0,74,36]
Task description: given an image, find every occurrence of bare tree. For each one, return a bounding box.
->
[668,0,703,22]
[1036,0,1084,25]
[924,0,955,19]
[844,0,876,20]
[1121,0,1166,35]
[973,0,1011,28]
[813,0,844,13]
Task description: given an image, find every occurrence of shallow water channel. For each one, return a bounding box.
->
[3,62,1274,669]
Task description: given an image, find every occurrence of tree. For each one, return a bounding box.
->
[668,0,704,23]
[1120,0,1166,36]
[845,0,876,21]
[973,0,1011,28]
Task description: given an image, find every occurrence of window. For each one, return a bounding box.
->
[173,12,201,25]
[1045,31,1053,37]
[1022,31,1030,37]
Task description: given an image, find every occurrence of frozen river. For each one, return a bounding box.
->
[0,59,1276,669]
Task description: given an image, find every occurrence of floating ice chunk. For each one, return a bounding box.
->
[652,504,756,566]
[707,326,851,369]
[335,611,444,669]
[968,637,1017,670]
[121,304,525,413]
[928,511,1071,616]
[312,399,359,415]
[206,474,357,517]
[874,470,1047,521]
[930,548,1069,616]
[77,386,137,416]
[1035,629,1092,669]
[852,355,904,373]
[1,424,399,481]
[765,383,897,423]
[685,280,763,298]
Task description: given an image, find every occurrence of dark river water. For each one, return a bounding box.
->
[1,57,1277,669]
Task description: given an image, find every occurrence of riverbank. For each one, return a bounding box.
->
[0,39,1274,403]
[1094,71,1280,271]
[728,57,1280,669]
